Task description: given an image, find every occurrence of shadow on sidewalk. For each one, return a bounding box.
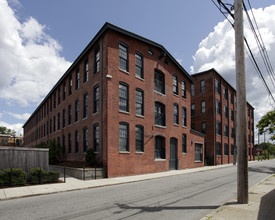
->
[248,166,275,174]
[258,189,275,220]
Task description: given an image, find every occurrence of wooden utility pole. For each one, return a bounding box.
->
[235,0,248,204]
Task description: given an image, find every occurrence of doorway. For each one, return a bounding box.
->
[169,138,178,170]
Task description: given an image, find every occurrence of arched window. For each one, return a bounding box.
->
[119,122,129,152]
[155,102,165,126]
[83,127,88,153]
[136,88,144,116]
[135,125,144,152]
[93,123,99,152]
[119,42,128,71]
[154,70,165,94]
[93,85,99,113]
[119,82,129,112]
[75,130,79,153]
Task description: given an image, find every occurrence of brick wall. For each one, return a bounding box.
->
[24,23,205,178]
[191,69,254,165]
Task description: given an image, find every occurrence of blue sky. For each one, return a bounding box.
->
[0,0,275,141]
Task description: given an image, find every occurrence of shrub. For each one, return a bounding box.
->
[85,148,97,167]
[43,171,60,183]
[35,140,62,165]
[0,168,27,186]
[28,168,46,184]
[0,171,5,187]
[29,168,60,184]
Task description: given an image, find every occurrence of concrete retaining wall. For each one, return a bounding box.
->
[49,165,106,180]
[0,146,49,172]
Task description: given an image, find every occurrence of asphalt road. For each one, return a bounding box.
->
[1,160,274,220]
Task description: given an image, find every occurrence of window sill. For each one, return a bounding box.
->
[195,160,202,163]
[135,151,144,154]
[93,112,99,116]
[119,68,130,75]
[154,91,166,96]
[173,93,179,98]
[119,110,130,115]
[182,152,187,154]
[154,124,166,129]
[136,114,144,118]
[135,76,144,81]
[182,125,187,129]
[182,97,187,100]
[82,117,88,121]
[155,159,166,161]
[119,151,130,154]
[174,123,179,127]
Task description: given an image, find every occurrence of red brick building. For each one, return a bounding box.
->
[23,23,205,177]
[191,69,254,165]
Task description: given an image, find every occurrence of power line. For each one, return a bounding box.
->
[211,0,275,104]
[243,2,275,90]
[244,37,275,103]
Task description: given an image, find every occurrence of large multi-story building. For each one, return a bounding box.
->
[191,68,254,165]
[23,23,205,177]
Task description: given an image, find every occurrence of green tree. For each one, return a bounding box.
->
[85,148,97,167]
[0,126,16,136]
[258,142,275,159]
[256,110,275,140]
[35,140,62,164]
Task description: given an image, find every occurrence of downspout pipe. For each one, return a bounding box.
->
[100,36,104,165]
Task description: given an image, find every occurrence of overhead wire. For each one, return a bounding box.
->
[210,0,275,104]
[243,2,275,90]
[247,0,274,75]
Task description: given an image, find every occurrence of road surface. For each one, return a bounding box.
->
[1,160,274,220]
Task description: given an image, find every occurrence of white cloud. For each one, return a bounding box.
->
[5,112,31,120]
[0,121,23,136]
[0,0,71,107]
[176,58,183,65]
[191,5,275,137]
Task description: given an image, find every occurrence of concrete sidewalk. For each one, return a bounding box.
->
[201,174,275,220]
[0,163,233,200]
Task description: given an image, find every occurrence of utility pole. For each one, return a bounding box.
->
[235,0,248,204]
[258,130,259,145]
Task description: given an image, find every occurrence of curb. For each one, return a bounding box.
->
[0,161,257,201]
[200,174,274,220]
